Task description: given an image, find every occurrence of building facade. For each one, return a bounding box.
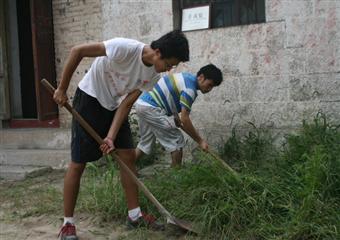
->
[0,0,339,143]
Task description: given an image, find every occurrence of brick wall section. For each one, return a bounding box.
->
[52,0,102,127]
[53,0,339,145]
[52,0,174,128]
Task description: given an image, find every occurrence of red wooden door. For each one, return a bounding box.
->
[30,0,58,120]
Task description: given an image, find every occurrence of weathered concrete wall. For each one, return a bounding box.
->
[101,0,173,43]
[53,0,340,145]
[188,0,340,144]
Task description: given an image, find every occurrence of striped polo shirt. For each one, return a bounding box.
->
[137,72,198,115]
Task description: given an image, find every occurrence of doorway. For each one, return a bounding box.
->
[5,0,58,127]
[12,0,37,118]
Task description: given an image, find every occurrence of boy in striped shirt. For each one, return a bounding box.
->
[135,64,223,167]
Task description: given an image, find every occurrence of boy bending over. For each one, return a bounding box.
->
[135,64,223,167]
[54,30,189,240]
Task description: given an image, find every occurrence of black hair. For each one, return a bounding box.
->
[151,30,189,62]
[197,64,223,86]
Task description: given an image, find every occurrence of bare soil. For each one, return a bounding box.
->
[0,169,196,240]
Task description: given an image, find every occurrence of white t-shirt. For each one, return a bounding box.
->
[78,38,160,111]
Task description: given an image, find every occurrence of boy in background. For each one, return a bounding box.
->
[135,64,223,167]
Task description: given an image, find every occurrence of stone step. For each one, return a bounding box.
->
[0,149,70,168]
[0,165,53,181]
[0,128,71,149]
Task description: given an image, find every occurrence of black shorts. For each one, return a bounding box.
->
[71,88,134,163]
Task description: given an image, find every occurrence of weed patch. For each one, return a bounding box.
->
[77,113,340,239]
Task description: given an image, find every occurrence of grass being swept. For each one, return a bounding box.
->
[79,113,340,239]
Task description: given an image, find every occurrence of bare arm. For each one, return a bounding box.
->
[180,108,209,150]
[53,42,106,105]
[100,89,142,153]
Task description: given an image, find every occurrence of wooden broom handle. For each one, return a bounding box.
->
[40,79,175,220]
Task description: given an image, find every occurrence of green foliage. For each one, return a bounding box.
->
[77,155,127,222]
[80,113,340,239]
[283,113,340,199]
[221,123,277,173]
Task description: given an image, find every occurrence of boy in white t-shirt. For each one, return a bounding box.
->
[54,30,189,240]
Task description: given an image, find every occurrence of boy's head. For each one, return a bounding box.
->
[197,64,223,93]
[151,30,189,72]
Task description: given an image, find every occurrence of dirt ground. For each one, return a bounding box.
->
[0,169,196,240]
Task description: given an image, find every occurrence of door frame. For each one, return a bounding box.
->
[0,0,10,121]
[5,0,59,128]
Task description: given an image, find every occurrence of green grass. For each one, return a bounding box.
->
[77,156,128,222]
[0,170,64,221]
[79,113,340,239]
[0,113,337,239]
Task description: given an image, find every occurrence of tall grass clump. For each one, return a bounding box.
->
[221,122,278,175]
[279,113,340,239]
[79,113,340,239]
[77,155,128,221]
